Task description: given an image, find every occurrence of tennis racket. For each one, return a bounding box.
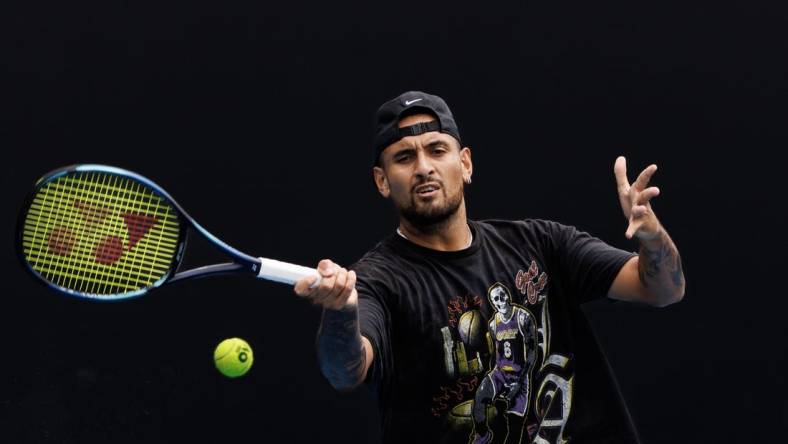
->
[16,164,321,301]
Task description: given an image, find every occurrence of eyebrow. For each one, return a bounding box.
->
[396,138,450,151]
[426,140,450,148]
[391,147,416,158]
[389,138,453,160]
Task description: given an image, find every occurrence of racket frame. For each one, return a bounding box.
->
[16,164,270,301]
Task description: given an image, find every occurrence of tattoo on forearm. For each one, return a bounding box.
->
[316,307,366,389]
[639,243,668,283]
[638,231,685,290]
[670,253,684,287]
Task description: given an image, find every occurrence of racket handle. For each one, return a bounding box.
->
[257,258,321,288]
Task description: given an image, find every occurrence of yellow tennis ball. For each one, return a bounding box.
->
[213,337,254,378]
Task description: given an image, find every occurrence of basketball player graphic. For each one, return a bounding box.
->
[470,283,538,444]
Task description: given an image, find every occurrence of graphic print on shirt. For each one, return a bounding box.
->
[431,260,574,444]
[516,262,574,444]
[469,282,538,444]
[433,295,490,419]
[515,261,548,305]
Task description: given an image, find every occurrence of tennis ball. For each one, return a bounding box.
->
[214,338,253,378]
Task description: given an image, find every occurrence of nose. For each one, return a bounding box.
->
[414,150,435,179]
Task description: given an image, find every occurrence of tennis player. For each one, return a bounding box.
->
[294,91,685,444]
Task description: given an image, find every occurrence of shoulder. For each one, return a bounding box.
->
[474,218,567,235]
[473,218,570,249]
[351,232,406,269]
[350,238,403,297]
[351,243,392,274]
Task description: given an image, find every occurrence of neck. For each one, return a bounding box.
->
[397,201,470,251]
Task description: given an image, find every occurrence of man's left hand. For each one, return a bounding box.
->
[614,156,663,240]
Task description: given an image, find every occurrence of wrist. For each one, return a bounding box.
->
[322,303,358,320]
[635,221,665,243]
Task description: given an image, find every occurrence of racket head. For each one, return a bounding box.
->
[16,165,187,301]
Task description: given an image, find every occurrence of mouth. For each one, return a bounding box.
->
[413,182,441,198]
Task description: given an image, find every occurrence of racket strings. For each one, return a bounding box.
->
[21,172,181,297]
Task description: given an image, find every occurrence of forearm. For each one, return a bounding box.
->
[316,306,367,391]
[637,226,685,306]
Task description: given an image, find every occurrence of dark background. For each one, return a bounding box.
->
[2,1,786,442]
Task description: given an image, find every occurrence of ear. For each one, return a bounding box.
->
[460,146,473,183]
[373,166,390,198]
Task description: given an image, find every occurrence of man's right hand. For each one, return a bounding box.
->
[297,259,374,390]
[294,259,358,310]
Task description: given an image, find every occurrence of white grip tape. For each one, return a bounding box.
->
[257,258,321,288]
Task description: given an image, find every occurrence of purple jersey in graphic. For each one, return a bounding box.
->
[491,306,527,377]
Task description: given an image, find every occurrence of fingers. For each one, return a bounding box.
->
[322,267,348,305]
[294,259,337,296]
[311,266,343,306]
[331,270,357,310]
[294,274,321,296]
[613,156,629,194]
[632,164,658,191]
[631,204,649,218]
[318,259,338,277]
[293,259,357,310]
[624,203,648,239]
[625,220,640,239]
[637,186,660,205]
[624,202,653,239]
[618,160,661,240]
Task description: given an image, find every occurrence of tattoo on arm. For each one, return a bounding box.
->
[638,230,685,291]
[316,307,366,390]
[639,242,668,284]
[671,253,684,287]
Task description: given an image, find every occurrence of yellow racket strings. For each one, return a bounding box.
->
[21,172,181,296]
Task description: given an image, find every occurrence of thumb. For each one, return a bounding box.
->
[294,274,320,296]
[317,259,337,277]
[625,220,638,239]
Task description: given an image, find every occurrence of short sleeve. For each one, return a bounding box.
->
[546,221,637,304]
[352,259,393,386]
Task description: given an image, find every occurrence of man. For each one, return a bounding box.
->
[294,91,685,444]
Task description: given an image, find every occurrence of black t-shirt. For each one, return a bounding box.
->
[353,219,641,444]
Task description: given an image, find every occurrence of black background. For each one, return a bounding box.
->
[2,1,786,442]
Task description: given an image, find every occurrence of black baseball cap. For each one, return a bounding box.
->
[373,91,462,165]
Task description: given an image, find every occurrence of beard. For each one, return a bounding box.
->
[398,182,464,233]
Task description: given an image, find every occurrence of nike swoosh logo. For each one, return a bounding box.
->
[404,99,423,105]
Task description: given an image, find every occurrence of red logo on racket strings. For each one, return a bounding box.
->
[47,200,112,257]
[93,213,159,265]
[47,200,161,264]
[74,200,112,230]
[48,227,77,256]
